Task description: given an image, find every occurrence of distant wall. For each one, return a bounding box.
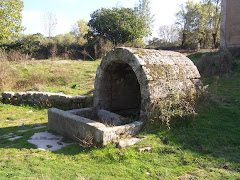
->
[221,0,240,48]
[0,91,91,109]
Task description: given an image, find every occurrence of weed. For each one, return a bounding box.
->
[74,132,95,148]
[148,91,197,130]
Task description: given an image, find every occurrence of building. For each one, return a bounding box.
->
[220,0,240,48]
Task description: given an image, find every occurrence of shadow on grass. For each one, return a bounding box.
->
[0,123,48,150]
[0,101,90,111]
[0,123,95,155]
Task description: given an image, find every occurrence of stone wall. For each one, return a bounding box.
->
[221,0,240,48]
[0,91,90,109]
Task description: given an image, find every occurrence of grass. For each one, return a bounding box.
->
[1,59,100,95]
[0,55,240,179]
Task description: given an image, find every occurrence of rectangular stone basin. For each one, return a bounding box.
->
[48,108,143,146]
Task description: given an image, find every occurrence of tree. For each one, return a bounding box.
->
[87,3,153,46]
[43,12,57,38]
[88,8,137,46]
[18,34,43,56]
[0,0,24,43]
[176,0,221,49]
[201,0,221,48]
[71,19,89,45]
[55,33,76,45]
[158,25,180,44]
[134,0,153,39]
[176,1,203,48]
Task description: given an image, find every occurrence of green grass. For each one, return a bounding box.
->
[3,59,100,95]
[0,56,240,179]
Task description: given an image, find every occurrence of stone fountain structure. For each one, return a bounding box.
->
[48,48,201,146]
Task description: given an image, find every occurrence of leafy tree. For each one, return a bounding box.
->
[71,19,89,45]
[134,0,153,39]
[176,1,203,48]
[176,0,221,49]
[0,0,24,43]
[55,33,76,45]
[88,2,153,46]
[88,8,135,45]
[18,34,43,55]
[201,0,221,48]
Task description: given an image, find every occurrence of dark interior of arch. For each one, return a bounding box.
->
[98,60,141,117]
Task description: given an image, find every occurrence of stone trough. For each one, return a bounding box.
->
[48,48,201,146]
[48,108,143,146]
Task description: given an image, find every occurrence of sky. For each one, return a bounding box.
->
[22,0,199,38]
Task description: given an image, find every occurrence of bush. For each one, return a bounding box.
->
[148,91,197,130]
[197,49,233,76]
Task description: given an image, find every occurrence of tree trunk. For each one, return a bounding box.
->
[212,33,217,49]
[181,32,186,49]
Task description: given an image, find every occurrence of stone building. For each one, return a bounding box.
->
[221,0,240,48]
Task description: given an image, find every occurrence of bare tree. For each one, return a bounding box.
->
[158,25,180,44]
[43,12,57,38]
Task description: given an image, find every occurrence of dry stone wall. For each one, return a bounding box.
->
[1,91,89,109]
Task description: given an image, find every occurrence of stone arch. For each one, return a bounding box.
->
[94,48,201,117]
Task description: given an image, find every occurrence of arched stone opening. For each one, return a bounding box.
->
[94,47,202,120]
[96,60,141,117]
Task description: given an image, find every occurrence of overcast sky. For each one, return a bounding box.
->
[22,0,200,38]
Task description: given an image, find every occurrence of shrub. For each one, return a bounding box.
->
[148,91,197,130]
[197,49,233,76]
